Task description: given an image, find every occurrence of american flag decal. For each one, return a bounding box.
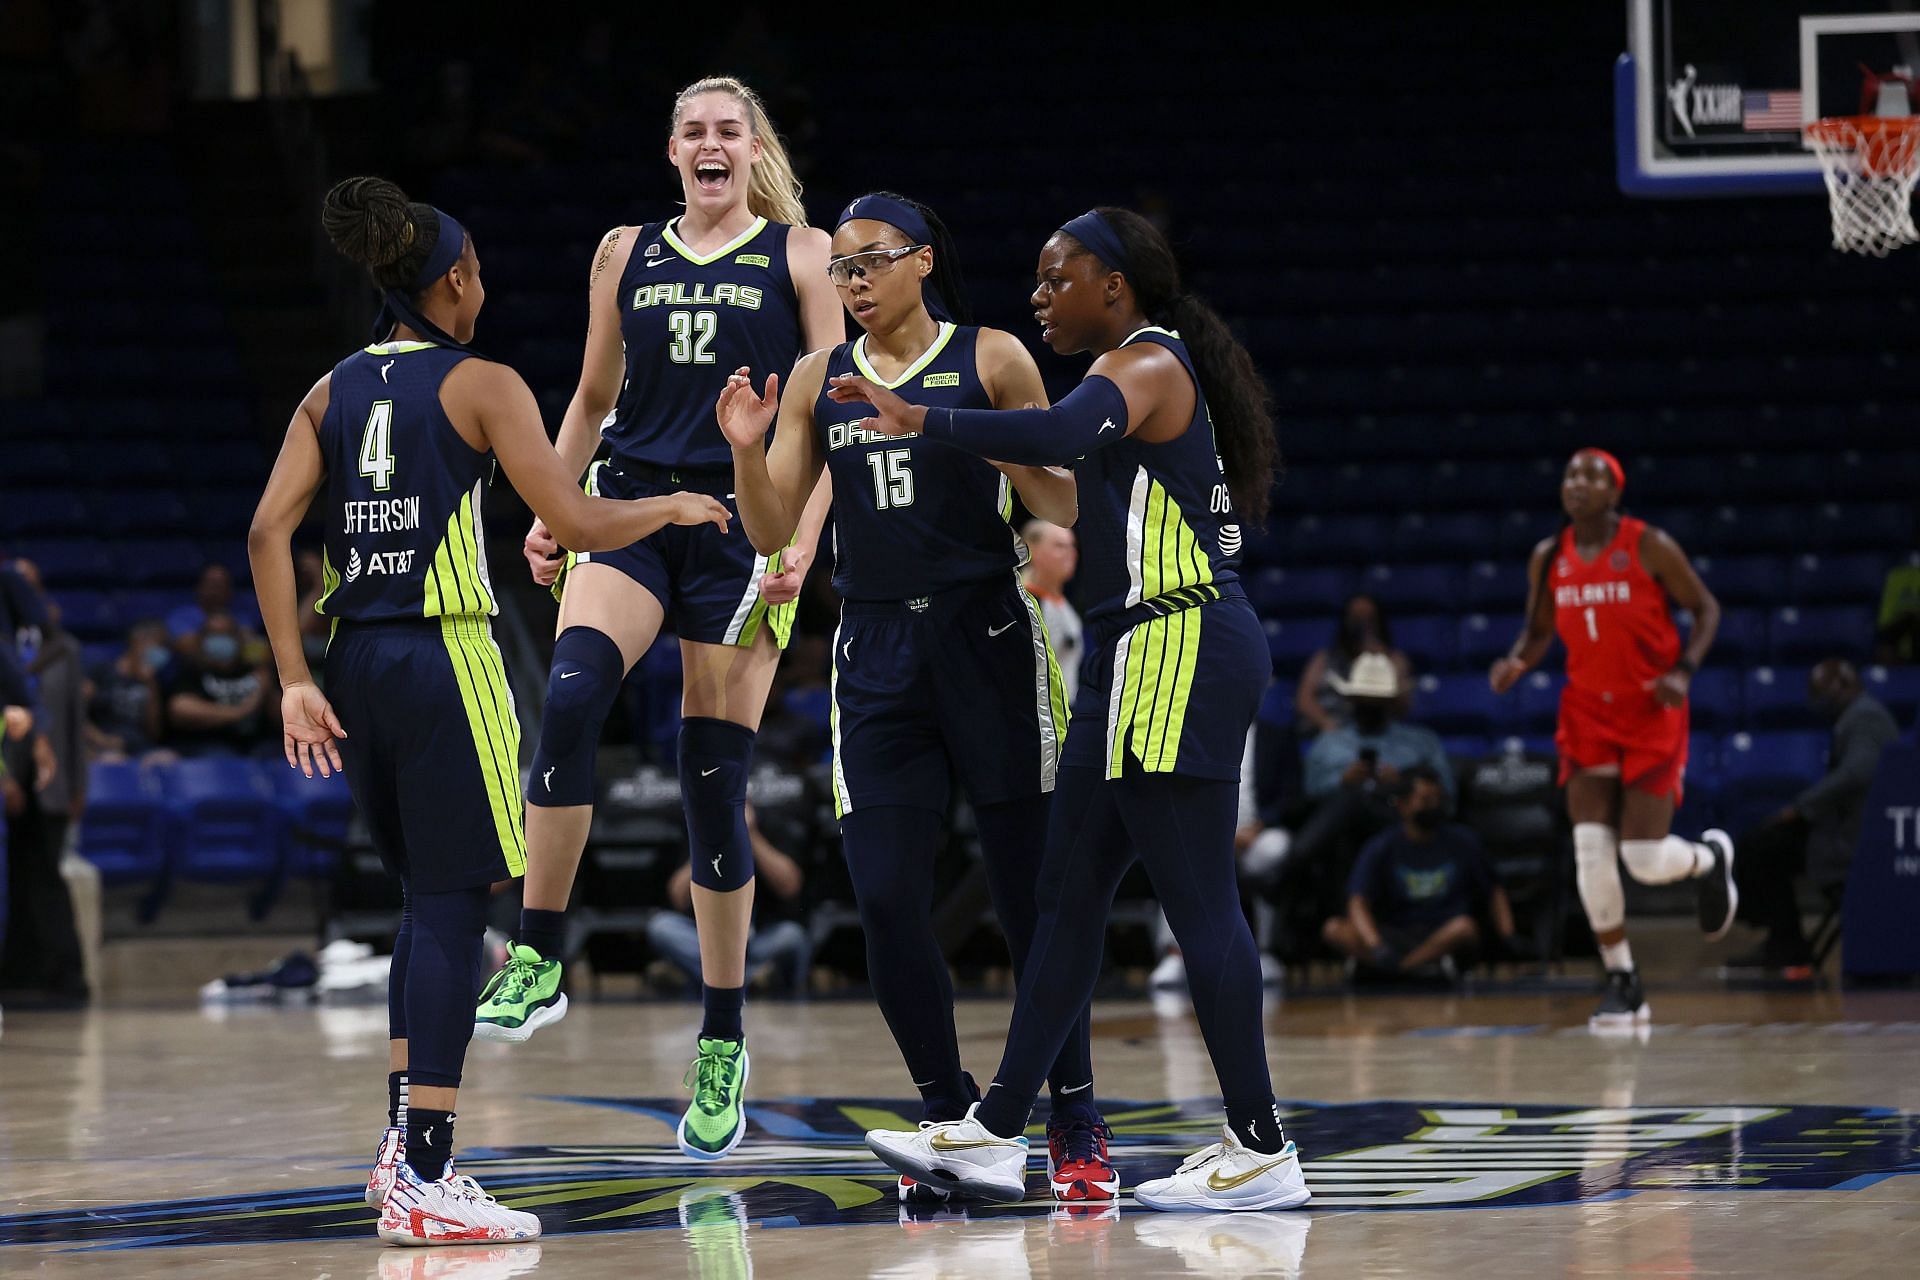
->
[1743,90,1803,132]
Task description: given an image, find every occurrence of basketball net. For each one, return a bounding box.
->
[1807,80,1920,257]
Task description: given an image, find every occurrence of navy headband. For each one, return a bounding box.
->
[1059,210,1130,277]
[371,206,484,357]
[833,194,952,323]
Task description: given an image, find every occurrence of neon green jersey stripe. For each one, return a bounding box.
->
[440,619,525,873]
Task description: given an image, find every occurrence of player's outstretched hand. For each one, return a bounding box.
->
[282,681,346,779]
[666,492,731,533]
[1488,657,1528,695]
[524,518,563,586]
[826,373,920,437]
[717,368,779,449]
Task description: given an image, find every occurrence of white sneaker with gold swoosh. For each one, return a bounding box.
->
[1131,1126,1310,1212]
[864,1103,1030,1203]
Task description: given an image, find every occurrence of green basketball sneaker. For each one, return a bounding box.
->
[678,1037,750,1160]
[472,944,569,1043]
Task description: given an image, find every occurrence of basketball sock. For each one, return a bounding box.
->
[405,1108,455,1182]
[841,805,970,1112]
[404,884,490,1092]
[700,984,744,1042]
[975,795,1097,1104]
[387,1071,408,1130]
[1051,1081,1097,1114]
[975,1083,1030,1139]
[1600,939,1634,972]
[1225,1096,1288,1155]
[517,908,566,961]
[920,1072,980,1123]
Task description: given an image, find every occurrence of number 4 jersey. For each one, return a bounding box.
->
[604,217,803,471]
[813,322,1021,601]
[315,340,497,622]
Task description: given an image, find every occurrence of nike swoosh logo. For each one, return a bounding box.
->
[647,257,673,269]
[988,621,1017,637]
[559,671,579,679]
[1206,1157,1292,1192]
[700,766,720,777]
[1059,1082,1092,1095]
[929,1132,1014,1153]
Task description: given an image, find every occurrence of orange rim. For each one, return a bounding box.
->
[1808,115,1920,177]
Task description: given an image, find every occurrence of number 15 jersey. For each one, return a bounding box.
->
[604,217,803,471]
[812,323,1021,601]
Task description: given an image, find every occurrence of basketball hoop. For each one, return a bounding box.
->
[1806,115,1920,256]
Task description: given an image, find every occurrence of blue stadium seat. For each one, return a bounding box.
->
[1362,564,1460,613]
[1287,513,1390,566]
[1685,668,1742,731]
[1391,512,1494,562]
[1257,680,1295,729]
[1263,618,1327,673]
[1812,501,1913,552]
[1769,606,1876,665]
[1414,673,1502,736]
[1510,671,1564,735]
[1692,554,1786,608]
[1862,665,1920,732]
[1440,734,1491,762]
[1464,559,1527,611]
[1719,730,1830,832]
[1740,666,1814,731]
[164,758,283,891]
[785,686,832,730]
[1392,615,1457,671]
[1708,609,1769,666]
[1683,731,1724,827]
[75,762,167,888]
[1456,613,1519,670]
[1789,553,1890,608]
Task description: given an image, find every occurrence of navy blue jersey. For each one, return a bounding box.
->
[603,217,804,470]
[1074,326,1243,633]
[813,323,1020,600]
[315,340,498,622]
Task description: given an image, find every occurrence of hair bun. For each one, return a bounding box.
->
[322,175,417,269]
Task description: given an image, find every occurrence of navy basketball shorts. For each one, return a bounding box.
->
[1064,595,1269,782]
[562,460,796,649]
[324,616,528,892]
[828,575,1070,818]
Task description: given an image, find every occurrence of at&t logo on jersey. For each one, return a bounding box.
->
[344,545,417,578]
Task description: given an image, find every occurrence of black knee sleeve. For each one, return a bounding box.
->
[680,717,755,891]
[529,627,626,807]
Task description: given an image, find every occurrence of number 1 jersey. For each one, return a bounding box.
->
[1551,515,1681,701]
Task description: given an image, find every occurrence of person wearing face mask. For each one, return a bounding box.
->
[1730,659,1899,974]
[164,611,273,756]
[1295,594,1413,736]
[86,621,174,763]
[1323,766,1514,980]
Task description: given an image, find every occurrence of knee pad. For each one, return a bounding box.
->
[1620,835,1699,886]
[1573,822,1625,933]
[403,883,490,1088]
[530,627,626,807]
[680,717,755,892]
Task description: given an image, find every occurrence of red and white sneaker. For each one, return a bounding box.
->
[377,1163,541,1246]
[366,1127,403,1208]
[1047,1108,1118,1203]
[897,1174,953,1204]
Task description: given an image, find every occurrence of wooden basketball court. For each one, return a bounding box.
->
[4,977,1917,1277]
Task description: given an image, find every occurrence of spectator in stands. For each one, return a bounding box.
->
[1295,594,1413,736]
[646,804,811,992]
[1732,658,1900,972]
[1876,554,1919,665]
[1323,765,1514,980]
[165,610,275,756]
[1270,653,1455,942]
[0,559,47,656]
[85,620,174,763]
[167,564,256,646]
[1022,519,1083,704]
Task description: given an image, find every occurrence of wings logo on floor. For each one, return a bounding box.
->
[1,1098,1913,1251]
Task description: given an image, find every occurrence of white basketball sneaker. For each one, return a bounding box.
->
[1134,1211,1311,1274]
[1132,1126,1311,1212]
[377,1162,542,1246]
[376,1243,545,1278]
[366,1126,404,1207]
[865,1103,1030,1203]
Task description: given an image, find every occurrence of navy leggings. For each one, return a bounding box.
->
[984,765,1272,1125]
[387,883,491,1088]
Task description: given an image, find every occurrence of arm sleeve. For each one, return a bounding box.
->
[922,375,1129,467]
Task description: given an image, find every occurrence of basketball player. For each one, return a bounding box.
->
[470,77,842,1163]
[248,177,729,1244]
[843,209,1307,1212]
[1489,449,1736,1028]
[718,192,1114,1202]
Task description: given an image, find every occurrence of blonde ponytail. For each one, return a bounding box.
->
[671,76,808,227]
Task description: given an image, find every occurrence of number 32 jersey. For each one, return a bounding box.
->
[603,217,803,471]
[812,323,1021,601]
